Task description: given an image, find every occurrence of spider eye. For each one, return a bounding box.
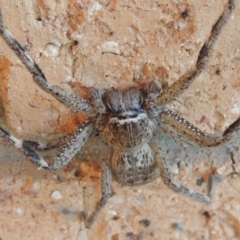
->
[123,87,142,111]
[107,89,125,113]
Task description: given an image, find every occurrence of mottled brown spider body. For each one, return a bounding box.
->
[103,112,155,149]
[0,0,237,228]
[103,87,157,186]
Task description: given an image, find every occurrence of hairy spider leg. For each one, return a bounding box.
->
[152,140,221,204]
[0,126,49,169]
[0,120,96,170]
[156,0,235,105]
[23,133,75,152]
[159,109,240,147]
[85,157,112,228]
[0,8,94,115]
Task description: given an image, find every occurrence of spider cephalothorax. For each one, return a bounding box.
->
[102,87,155,147]
[0,0,237,228]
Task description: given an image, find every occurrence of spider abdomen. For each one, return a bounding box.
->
[103,113,155,149]
[111,143,159,186]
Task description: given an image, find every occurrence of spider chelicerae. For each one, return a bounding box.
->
[0,0,237,228]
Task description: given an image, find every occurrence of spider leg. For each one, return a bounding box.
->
[0,126,50,169]
[0,120,96,170]
[23,133,73,152]
[159,109,240,147]
[153,142,219,204]
[156,0,235,105]
[85,156,112,228]
[0,8,94,114]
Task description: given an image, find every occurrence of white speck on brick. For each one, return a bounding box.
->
[108,210,118,216]
[43,43,60,57]
[169,163,179,175]
[33,181,40,190]
[178,20,187,29]
[100,41,121,55]
[51,190,63,200]
[77,230,88,238]
[231,103,240,115]
[15,208,24,215]
[91,2,102,13]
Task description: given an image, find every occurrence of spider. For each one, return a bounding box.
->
[0,0,237,228]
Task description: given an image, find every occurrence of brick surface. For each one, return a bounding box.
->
[0,1,240,239]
